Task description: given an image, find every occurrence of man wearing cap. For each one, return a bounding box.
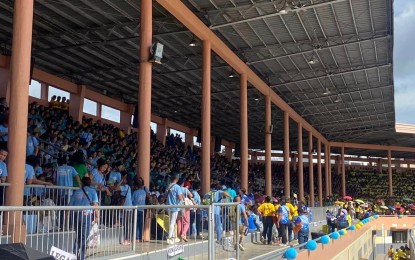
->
[166,174,183,244]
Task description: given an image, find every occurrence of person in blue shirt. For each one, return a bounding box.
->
[209,183,230,243]
[295,206,310,247]
[90,159,112,202]
[56,156,81,202]
[190,182,203,239]
[165,174,183,245]
[108,161,124,184]
[26,132,39,157]
[235,195,248,251]
[0,147,8,183]
[24,157,53,205]
[132,178,147,243]
[113,173,133,245]
[69,177,99,260]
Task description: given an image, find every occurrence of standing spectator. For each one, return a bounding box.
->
[209,183,230,243]
[177,180,193,242]
[69,177,99,260]
[336,208,349,230]
[276,198,290,246]
[109,162,124,184]
[295,206,310,247]
[113,173,133,245]
[326,210,336,233]
[190,182,203,239]
[235,195,248,251]
[26,132,39,157]
[166,174,183,245]
[55,156,81,203]
[258,196,276,245]
[132,178,146,243]
[71,151,88,187]
[0,147,7,183]
[90,159,111,200]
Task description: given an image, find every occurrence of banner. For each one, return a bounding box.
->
[50,246,77,260]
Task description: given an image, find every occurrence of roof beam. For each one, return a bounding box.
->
[247,35,390,65]
[330,142,415,153]
[156,0,328,143]
[209,0,349,29]
[270,63,392,87]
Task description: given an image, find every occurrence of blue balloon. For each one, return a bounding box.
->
[320,235,330,244]
[285,248,298,259]
[306,240,318,251]
[339,230,345,236]
[331,232,340,239]
[350,225,356,230]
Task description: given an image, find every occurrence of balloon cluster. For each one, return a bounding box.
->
[283,215,379,259]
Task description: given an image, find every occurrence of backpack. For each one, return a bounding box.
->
[202,191,218,205]
[278,205,289,224]
[338,214,348,227]
[111,186,129,206]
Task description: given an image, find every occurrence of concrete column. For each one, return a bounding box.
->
[137,0,153,189]
[184,132,194,148]
[69,85,86,122]
[388,150,393,196]
[328,143,332,195]
[201,40,211,195]
[284,111,290,197]
[240,73,248,191]
[210,135,216,156]
[156,119,167,146]
[225,146,233,161]
[119,104,133,134]
[265,95,272,196]
[324,144,330,197]
[378,158,382,173]
[298,123,304,202]
[308,132,314,207]
[5,0,34,243]
[341,147,346,197]
[317,139,323,206]
[40,83,48,101]
[0,59,11,103]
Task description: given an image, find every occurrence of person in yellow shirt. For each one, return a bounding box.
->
[258,196,276,245]
[285,197,297,242]
[387,245,394,260]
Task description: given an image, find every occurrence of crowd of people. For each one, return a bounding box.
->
[0,97,414,259]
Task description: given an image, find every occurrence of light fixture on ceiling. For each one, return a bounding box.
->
[174,109,178,113]
[308,53,319,65]
[254,96,259,101]
[228,70,237,78]
[323,88,331,95]
[188,36,198,47]
[279,1,292,14]
[334,95,342,103]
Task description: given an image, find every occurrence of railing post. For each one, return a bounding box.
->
[132,207,137,252]
[236,202,240,259]
[208,204,215,260]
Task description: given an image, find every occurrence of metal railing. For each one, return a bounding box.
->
[0,203,241,260]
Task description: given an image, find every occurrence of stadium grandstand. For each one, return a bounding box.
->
[0,0,414,260]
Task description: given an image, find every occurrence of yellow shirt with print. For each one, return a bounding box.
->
[285,202,297,220]
[258,202,276,217]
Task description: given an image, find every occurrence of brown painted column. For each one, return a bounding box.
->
[388,150,393,196]
[324,144,330,197]
[327,143,332,195]
[225,146,233,161]
[137,0,153,242]
[184,132,194,148]
[341,147,346,197]
[265,95,272,196]
[0,56,11,103]
[201,40,211,195]
[284,111,290,197]
[297,123,304,202]
[156,119,167,146]
[308,132,314,207]
[210,135,216,156]
[40,83,48,101]
[120,104,134,134]
[317,139,323,206]
[5,0,34,243]
[240,73,248,191]
[137,0,153,188]
[68,84,86,122]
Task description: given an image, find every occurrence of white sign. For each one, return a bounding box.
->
[167,244,184,257]
[50,246,77,260]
